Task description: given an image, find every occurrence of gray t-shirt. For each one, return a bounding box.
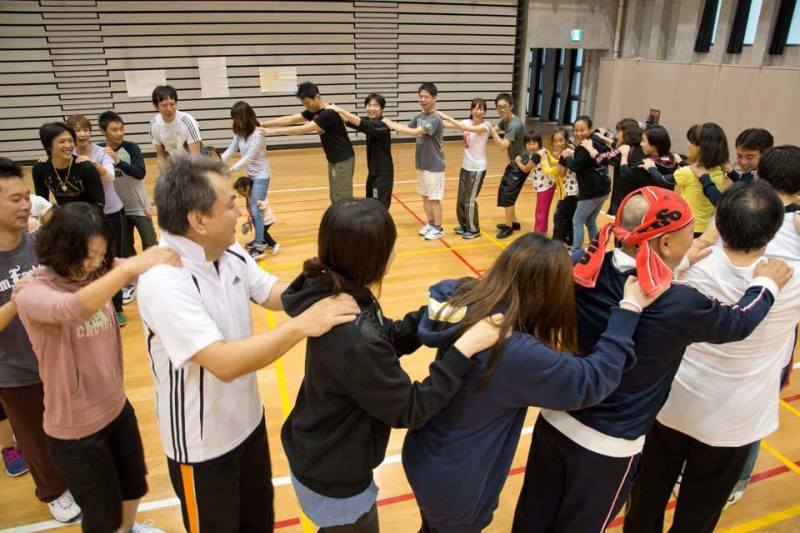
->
[498,115,525,163]
[408,112,444,172]
[0,233,40,387]
[111,141,150,217]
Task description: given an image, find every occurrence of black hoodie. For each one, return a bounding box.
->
[559,133,612,200]
[280,274,474,498]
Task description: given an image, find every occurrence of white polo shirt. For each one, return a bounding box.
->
[657,246,800,446]
[136,232,277,463]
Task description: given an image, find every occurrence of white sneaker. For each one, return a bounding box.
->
[131,520,166,533]
[122,285,136,305]
[48,489,81,523]
[418,223,433,236]
[424,227,444,240]
[271,243,281,256]
[724,489,744,509]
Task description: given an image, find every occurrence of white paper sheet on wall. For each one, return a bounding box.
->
[198,57,230,98]
[259,66,297,93]
[124,69,167,98]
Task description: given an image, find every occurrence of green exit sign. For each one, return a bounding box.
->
[570,29,583,42]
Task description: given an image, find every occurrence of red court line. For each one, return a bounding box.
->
[273,457,800,529]
[782,393,800,403]
[391,192,483,277]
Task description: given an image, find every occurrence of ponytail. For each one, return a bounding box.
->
[302,257,347,294]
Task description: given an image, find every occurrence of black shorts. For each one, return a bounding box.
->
[497,164,527,207]
[47,400,148,533]
[167,415,274,533]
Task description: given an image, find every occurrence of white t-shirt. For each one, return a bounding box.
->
[136,232,278,463]
[460,119,491,172]
[150,110,202,156]
[766,211,800,262]
[657,247,800,447]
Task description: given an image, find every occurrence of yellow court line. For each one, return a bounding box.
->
[268,311,316,533]
[721,505,800,533]
[480,228,510,252]
[760,440,800,476]
[780,399,800,419]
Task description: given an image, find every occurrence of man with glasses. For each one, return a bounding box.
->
[490,93,526,239]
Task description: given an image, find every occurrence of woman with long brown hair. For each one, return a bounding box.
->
[219,101,273,259]
[402,232,660,533]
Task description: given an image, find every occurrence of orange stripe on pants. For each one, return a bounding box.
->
[180,464,200,533]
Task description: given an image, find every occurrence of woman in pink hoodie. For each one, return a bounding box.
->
[14,202,178,533]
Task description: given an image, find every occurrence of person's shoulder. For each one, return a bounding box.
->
[138,264,190,299]
[74,160,98,173]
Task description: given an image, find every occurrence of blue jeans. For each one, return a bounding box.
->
[250,178,269,245]
[572,195,608,252]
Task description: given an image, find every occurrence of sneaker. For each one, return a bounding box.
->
[131,520,165,533]
[244,239,258,250]
[249,247,265,261]
[48,489,81,523]
[271,243,281,256]
[724,489,744,509]
[424,227,444,240]
[122,285,136,305]
[496,222,521,231]
[453,226,465,235]
[496,225,514,239]
[116,312,127,328]
[462,230,480,239]
[2,446,28,477]
[418,223,433,236]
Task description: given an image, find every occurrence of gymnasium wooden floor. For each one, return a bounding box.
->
[3,141,799,532]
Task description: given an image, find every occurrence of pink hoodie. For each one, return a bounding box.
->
[14,267,126,440]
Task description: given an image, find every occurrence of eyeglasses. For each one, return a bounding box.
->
[496,104,510,110]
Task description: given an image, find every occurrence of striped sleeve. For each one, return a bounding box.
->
[181,113,202,144]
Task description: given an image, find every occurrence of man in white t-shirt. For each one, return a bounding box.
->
[625,181,798,533]
[136,155,359,532]
[149,85,202,169]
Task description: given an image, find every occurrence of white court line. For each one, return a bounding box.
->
[267,174,502,194]
[1,423,533,533]
[794,361,800,370]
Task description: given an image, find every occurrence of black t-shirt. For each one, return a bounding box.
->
[32,156,105,207]
[302,108,355,164]
[348,117,393,177]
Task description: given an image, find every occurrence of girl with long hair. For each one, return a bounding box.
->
[437,98,493,239]
[402,232,659,533]
[280,198,497,532]
[219,101,274,259]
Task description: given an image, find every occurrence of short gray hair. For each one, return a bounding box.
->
[154,154,227,235]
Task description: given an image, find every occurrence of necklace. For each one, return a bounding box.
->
[50,157,73,193]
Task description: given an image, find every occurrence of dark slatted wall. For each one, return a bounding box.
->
[0,0,518,160]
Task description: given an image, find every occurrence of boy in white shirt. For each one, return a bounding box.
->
[149,85,202,169]
[625,181,798,533]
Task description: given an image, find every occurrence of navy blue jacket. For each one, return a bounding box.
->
[568,251,776,440]
[402,279,641,530]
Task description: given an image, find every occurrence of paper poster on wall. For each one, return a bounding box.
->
[124,69,167,98]
[198,57,230,98]
[259,66,297,93]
